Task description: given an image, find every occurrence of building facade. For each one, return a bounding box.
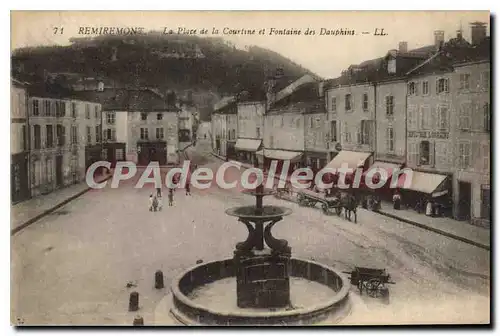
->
[212,96,237,159]
[11,80,30,203]
[235,100,265,164]
[28,94,102,198]
[451,60,490,226]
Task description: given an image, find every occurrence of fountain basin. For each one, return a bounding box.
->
[168,258,350,325]
[225,205,292,221]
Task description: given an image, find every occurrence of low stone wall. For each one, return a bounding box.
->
[171,258,350,326]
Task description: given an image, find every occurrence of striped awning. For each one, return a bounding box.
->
[325,150,372,170]
[255,149,302,162]
[398,171,448,196]
[235,139,262,152]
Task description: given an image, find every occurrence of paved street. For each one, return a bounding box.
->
[11,139,490,325]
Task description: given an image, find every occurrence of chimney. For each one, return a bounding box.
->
[398,41,408,53]
[318,81,324,97]
[434,30,445,50]
[470,22,487,45]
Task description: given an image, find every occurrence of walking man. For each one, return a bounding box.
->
[157,194,163,211]
[156,187,162,198]
[149,194,154,212]
[168,188,174,206]
[186,181,191,196]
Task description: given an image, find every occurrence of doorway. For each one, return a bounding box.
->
[56,155,63,187]
[458,181,472,221]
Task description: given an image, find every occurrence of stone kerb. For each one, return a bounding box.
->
[170,258,350,325]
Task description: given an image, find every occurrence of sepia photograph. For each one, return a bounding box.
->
[9,10,491,326]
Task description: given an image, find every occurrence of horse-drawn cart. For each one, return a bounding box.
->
[297,189,343,216]
[343,267,395,304]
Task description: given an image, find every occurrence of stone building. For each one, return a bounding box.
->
[404,26,490,225]
[27,87,102,198]
[235,92,266,165]
[11,79,30,203]
[212,96,237,159]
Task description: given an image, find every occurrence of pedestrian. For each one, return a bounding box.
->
[152,195,158,212]
[393,189,401,210]
[157,194,163,211]
[149,194,154,212]
[186,181,191,196]
[156,187,162,197]
[168,188,174,206]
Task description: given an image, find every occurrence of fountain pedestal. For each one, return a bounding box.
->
[227,186,293,309]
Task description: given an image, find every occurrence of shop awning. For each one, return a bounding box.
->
[256,149,302,162]
[235,139,262,152]
[398,171,448,197]
[363,161,402,184]
[325,150,372,170]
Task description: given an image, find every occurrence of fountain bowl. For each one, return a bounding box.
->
[165,258,351,326]
[225,205,292,221]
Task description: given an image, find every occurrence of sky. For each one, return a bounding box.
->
[11,11,490,79]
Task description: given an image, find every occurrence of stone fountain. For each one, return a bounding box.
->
[154,160,351,326]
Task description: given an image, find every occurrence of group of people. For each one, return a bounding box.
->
[148,182,192,212]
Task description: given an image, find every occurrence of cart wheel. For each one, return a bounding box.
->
[365,278,382,298]
[335,206,342,216]
[322,203,328,214]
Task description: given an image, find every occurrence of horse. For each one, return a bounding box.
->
[338,191,359,223]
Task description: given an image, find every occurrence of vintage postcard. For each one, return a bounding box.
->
[10,10,490,326]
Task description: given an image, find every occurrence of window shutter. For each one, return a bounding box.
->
[428,141,435,166]
[472,141,481,170]
[414,82,419,96]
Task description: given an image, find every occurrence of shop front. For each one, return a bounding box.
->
[235,138,262,165]
[397,171,452,217]
[360,161,405,202]
[323,150,372,190]
[256,149,303,178]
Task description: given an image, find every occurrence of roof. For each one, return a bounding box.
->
[268,100,325,115]
[213,96,237,113]
[75,88,179,112]
[11,78,29,87]
[273,74,319,105]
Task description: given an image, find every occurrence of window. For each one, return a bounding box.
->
[386,127,394,152]
[385,96,394,116]
[361,120,371,145]
[106,129,116,141]
[345,94,352,111]
[232,129,236,140]
[420,106,431,130]
[419,141,430,165]
[44,100,51,116]
[106,112,116,125]
[71,102,77,118]
[435,142,450,168]
[33,125,41,149]
[436,78,449,94]
[482,143,490,172]
[56,101,65,117]
[94,105,99,119]
[331,97,337,113]
[95,125,101,142]
[388,59,396,74]
[32,100,39,116]
[310,117,313,128]
[157,113,163,120]
[46,125,53,148]
[483,103,490,131]
[481,185,491,220]
[408,105,417,130]
[20,125,26,151]
[422,81,429,95]
[33,160,41,187]
[459,103,472,130]
[343,122,350,143]
[459,73,470,90]
[156,127,164,139]
[408,142,418,166]
[330,121,337,142]
[71,126,78,144]
[86,126,92,143]
[281,116,285,127]
[295,118,301,128]
[56,125,65,146]
[481,71,490,90]
[269,135,274,147]
[140,127,149,140]
[85,104,90,119]
[46,158,53,184]
[362,93,368,111]
[256,127,261,138]
[407,82,417,95]
[141,112,148,121]
[458,142,471,169]
[437,105,449,131]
